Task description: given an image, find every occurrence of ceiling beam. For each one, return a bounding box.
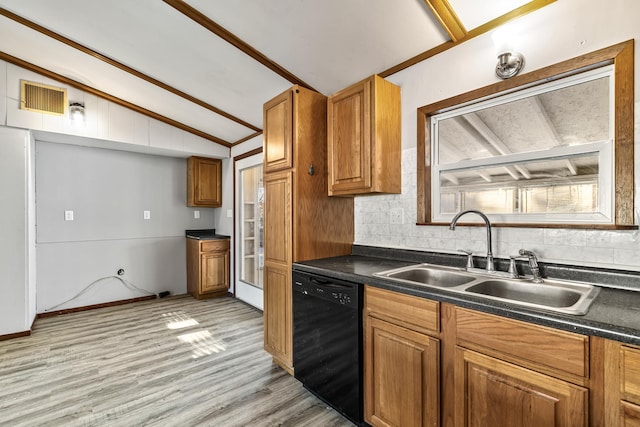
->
[526,97,579,176]
[163,0,316,92]
[381,0,557,78]
[0,51,232,148]
[422,0,467,42]
[0,7,261,134]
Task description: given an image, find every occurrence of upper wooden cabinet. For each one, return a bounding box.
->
[262,86,354,373]
[264,90,293,173]
[327,74,401,196]
[187,156,222,207]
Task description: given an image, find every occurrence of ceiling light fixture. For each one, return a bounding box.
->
[495,51,525,79]
[69,102,85,122]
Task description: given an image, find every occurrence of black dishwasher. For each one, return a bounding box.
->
[292,271,363,426]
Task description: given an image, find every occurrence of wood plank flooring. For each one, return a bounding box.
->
[0,295,353,427]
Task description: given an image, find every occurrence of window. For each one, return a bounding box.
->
[417,40,635,229]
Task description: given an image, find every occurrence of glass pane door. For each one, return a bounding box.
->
[240,164,264,289]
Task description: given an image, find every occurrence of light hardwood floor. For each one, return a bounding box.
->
[0,295,353,427]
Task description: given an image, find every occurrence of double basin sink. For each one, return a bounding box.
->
[373,263,600,315]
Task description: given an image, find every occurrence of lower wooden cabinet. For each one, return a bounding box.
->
[263,264,292,373]
[363,287,614,427]
[606,342,640,427]
[186,238,229,299]
[365,316,440,427]
[364,286,440,427]
[455,347,587,427]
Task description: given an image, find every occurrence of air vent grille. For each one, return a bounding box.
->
[20,80,67,115]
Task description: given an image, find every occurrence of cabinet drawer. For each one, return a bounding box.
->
[622,346,640,405]
[200,239,229,252]
[365,286,439,335]
[456,308,588,379]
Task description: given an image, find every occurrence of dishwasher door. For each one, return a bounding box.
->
[292,271,363,425]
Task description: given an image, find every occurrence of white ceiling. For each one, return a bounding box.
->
[0,0,554,149]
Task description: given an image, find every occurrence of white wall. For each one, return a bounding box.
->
[3,61,229,159]
[0,128,34,335]
[355,0,640,271]
[35,142,217,313]
[0,59,233,320]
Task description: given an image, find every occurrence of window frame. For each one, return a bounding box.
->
[416,40,635,229]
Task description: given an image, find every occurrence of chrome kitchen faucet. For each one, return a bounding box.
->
[450,210,495,273]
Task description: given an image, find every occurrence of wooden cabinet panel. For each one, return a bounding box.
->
[456,308,588,381]
[456,348,588,427]
[264,171,291,266]
[187,156,222,207]
[263,264,292,371]
[623,346,640,405]
[200,239,229,252]
[328,74,401,196]
[622,401,640,426]
[186,238,230,299]
[328,80,371,192]
[365,285,439,336]
[200,251,229,294]
[365,316,439,427]
[264,90,292,173]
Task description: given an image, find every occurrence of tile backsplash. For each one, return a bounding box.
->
[354,104,640,272]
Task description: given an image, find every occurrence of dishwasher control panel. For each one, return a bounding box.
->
[292,271,360,309]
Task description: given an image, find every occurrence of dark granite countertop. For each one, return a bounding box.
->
[185,229,230,240]
[292,246,640,346]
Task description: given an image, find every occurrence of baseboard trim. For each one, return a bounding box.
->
[37,295,157,319]
[0,330,31,341]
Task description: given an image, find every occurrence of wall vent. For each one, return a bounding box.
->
[20,80,67,115]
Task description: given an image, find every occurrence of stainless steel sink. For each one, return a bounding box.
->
[465,278,599,314]
[380,265,475,288]
[373,263,600,315]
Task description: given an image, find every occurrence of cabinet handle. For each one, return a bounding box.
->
[308,164,315,176]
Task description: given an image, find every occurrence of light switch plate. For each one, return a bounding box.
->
[64,210,74,221]
[194,210,200,219]
[227,209,233,218]
[143,210,151,220]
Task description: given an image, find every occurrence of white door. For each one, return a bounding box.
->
[235,153,264,309]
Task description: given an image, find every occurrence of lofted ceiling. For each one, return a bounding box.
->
[0,0,555,150]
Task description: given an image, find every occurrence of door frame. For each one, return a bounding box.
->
[234,149,263,310]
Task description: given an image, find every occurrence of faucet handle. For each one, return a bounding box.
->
[518,249,539,267]
[457,249,474,269]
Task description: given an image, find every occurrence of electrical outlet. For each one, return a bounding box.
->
[143,210,151,220]
[227,209,233,218]
[64,210,74,221]
[194,210,200,219]
[389,208,404,224]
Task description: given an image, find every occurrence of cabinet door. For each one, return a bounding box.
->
[327,78,372,194]
[365,316,439,427]
[263,170,292,370]
[264,90,293,173]
[622,401,640,426]
[187,156,222,207]
[200,250,229,294]
[263,264,291,369]
[456,348,587,427]
[264,171,291,266]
